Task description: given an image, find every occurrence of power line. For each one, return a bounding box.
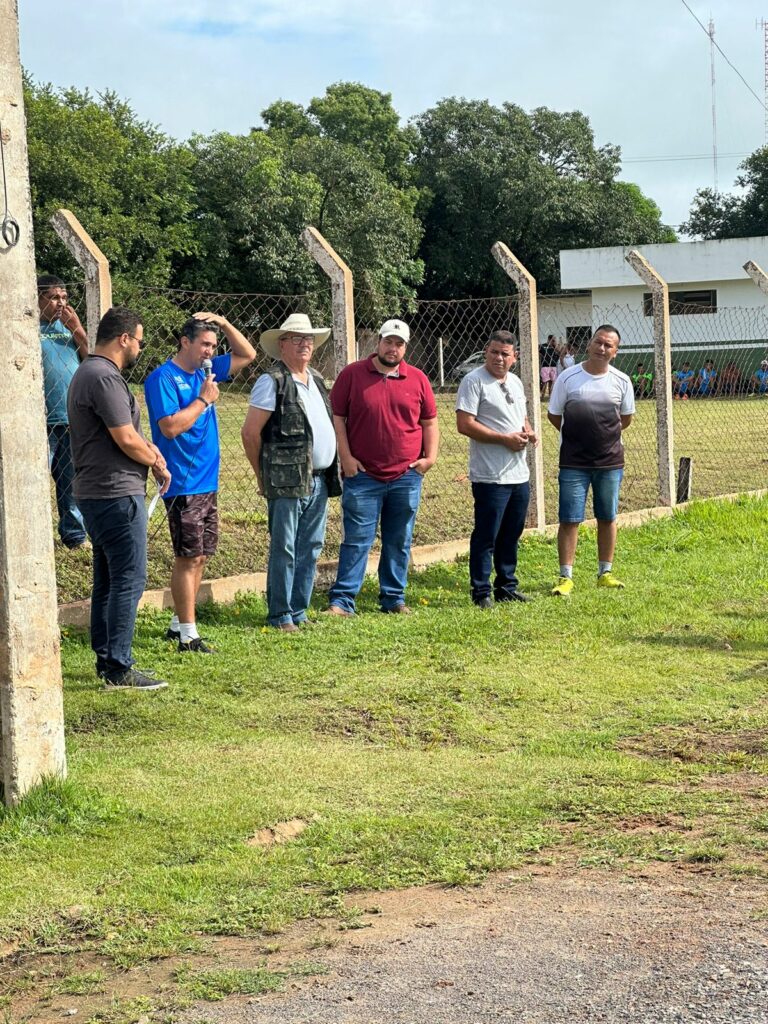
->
[680,0,767,111]
[622,151,749,164]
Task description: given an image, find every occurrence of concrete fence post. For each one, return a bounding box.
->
[743,259,768,296]
[51,209,112,351]
[625,249,675,507]
[491,242,545,530]
[301,226,355,377]
[0,0,67,805]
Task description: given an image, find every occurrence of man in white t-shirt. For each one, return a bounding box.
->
[547,324,634,596]
[456,331,538,607]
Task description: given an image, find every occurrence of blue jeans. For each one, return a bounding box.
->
[266,475,329,626]
[329,469,423,613]
[470,481,530,602]
[78,495,147,679]
[558,468,623,523]
[48,424,86,548]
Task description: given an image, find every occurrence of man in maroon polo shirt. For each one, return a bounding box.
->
[326,319,439,616]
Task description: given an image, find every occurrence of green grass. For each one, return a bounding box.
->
[6,495,768,972]
[53,392,768,602]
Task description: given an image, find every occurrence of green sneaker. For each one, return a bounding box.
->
[597,571,624,589]
[551,576,574,597]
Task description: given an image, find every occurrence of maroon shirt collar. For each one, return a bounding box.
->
[365,354,409,378]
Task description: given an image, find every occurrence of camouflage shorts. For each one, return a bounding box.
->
[164,491,219,558]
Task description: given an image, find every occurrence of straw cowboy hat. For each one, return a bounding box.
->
[259,313,331,361]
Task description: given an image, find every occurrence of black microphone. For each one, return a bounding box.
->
[202,358,213,378]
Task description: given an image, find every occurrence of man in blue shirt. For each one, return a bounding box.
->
[38,275,89,549]
[696,360,717,397]
[673,362,695,400]
[145,313,255,652]
[752,360,768,394]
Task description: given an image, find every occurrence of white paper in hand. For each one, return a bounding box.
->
[147,477,163,519]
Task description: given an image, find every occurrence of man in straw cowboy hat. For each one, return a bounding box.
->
[326,318,439,617]
[241,313,341,631]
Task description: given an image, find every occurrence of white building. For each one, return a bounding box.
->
[554,236,768,362]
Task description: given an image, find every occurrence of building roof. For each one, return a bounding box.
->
[560,236,768,290]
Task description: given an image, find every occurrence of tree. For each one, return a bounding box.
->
[413,99,674,296]
[263,82,415,186]
[25,79,195,290]
[175,131,320,295]
[682,148,768,239]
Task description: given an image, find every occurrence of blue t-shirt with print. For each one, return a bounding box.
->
[755,369,768,391]
[144,353,231,497]
[40,319,81,425]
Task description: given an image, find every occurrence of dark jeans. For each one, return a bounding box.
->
[78,495,147,679]
[48,424,86,548]
[469,481,530,602]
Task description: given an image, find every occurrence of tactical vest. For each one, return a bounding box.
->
[260,362,341,500]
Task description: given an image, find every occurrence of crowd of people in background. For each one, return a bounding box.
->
[539,334,768,401]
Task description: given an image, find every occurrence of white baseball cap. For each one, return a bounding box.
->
[378,318,410,343]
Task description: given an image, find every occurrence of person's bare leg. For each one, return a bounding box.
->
[170,555,206,623]
[596,519,617,564]
[557,522,579,568]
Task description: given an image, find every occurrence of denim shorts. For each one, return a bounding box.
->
[558,467,623,523]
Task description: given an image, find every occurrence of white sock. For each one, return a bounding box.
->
[170,615,180,631]
[598,561,612,576]
[559,565,573,579]
[179,622,199,642]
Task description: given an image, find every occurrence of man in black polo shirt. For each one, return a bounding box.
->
[68,307,171,690]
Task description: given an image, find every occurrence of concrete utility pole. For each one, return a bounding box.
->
[0,0,67,805]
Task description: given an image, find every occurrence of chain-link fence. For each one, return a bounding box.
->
[46,283,768,604]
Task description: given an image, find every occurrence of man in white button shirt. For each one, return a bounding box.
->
[456,331,538,607]
[241,314,340,631]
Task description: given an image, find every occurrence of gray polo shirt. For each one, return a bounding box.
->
[248,371,336,470]
[455,366,529,484]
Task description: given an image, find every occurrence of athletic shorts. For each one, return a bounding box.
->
[558,468,623,524]
[540,367,557,384]
[164,491,219,557]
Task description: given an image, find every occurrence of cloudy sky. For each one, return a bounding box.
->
[18,0,768,230]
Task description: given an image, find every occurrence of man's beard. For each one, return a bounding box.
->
[378,352,402,367]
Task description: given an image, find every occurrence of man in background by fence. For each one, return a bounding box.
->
[38,275,89,550]
[326,318,439,617]
[456,330,537,608]
[241,313,340,632]
[68,307,171,690]
[145,313,255,652]
[547,325,634,597]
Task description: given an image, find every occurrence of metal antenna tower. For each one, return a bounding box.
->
[709,17,718,190]
[757,18,768,143]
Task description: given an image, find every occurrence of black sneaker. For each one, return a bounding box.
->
[496,590,529,603]
[165,627,181,641]
[473,596,493,609]
[178,637,215,654]
[103,669,168,691]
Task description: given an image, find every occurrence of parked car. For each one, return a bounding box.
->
[449,351,485,381]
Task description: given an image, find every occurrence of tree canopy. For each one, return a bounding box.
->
[25,77,674,301]
[682,148,768,239]
[413,99,674,296]
[25,79,196,291]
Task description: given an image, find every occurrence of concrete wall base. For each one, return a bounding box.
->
[58,490,768,628]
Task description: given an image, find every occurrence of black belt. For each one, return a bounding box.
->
[313,468,328,476]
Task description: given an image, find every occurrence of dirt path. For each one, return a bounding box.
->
[188,865,768,1024]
